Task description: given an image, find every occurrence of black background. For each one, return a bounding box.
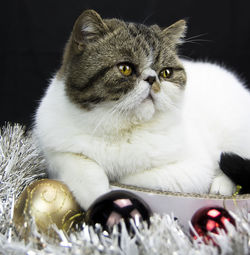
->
[2,0,250,128]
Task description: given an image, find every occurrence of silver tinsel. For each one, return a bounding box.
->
[0,123,46,236]
[0,123,249,255]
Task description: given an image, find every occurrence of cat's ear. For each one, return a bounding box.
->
[161,20,187,47]
[72,10,109,50]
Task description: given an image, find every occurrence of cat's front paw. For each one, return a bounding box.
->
[210,174,236,196]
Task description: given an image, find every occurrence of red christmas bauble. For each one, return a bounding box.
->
[190,206,236,244]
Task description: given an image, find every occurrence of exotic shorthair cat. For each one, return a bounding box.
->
[34,10,250,210]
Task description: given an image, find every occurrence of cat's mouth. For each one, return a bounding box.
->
[138,86,155,105]
[144,93,154,103]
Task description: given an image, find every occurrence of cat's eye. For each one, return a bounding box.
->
[160,68,173,79]
[118,64,133,76]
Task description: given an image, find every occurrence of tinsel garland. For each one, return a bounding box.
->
[0,123,249,255]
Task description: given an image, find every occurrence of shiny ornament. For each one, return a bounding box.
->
[14,179,84,238]
[85,190,152,233]
[190,206,236,244]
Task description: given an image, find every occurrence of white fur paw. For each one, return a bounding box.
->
[210,175,236,196]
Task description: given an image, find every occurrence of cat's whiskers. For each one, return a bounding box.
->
[108,104,127,135]
[179,55,193,61]
[90,100,130,138]
[90,104,119,137]
[158,93,180,112]
[184,33,212,45]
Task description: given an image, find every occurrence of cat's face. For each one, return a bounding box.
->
[60,10,186,124]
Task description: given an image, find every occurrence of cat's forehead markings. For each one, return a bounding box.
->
[148,51,154,67]
[141,50,154,70]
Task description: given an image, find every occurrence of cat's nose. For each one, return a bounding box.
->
[144,76,156,86]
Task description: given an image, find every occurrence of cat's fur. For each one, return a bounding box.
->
[34,10,250,210]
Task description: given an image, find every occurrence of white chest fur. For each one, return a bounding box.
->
[35,77,186,180]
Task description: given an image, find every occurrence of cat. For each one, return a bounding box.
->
[34,9,250,210]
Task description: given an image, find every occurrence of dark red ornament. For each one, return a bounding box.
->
[85,190,152,233]
[190,206,236,244]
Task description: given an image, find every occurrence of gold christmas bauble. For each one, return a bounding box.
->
[14,179,84,238]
